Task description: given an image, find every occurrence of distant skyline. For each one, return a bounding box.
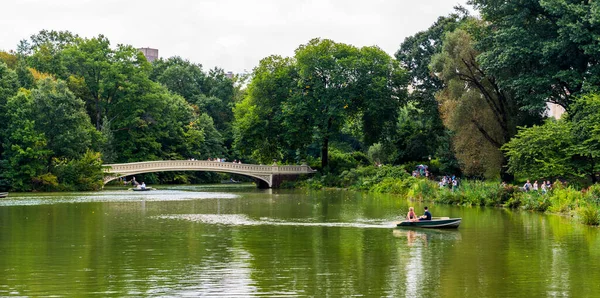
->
[1,0,469,73]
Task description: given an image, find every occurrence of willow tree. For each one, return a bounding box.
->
[430,27,536,179]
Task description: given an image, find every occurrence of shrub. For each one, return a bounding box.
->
[407,179,438,201]
[547,187,582,214]
[371,177,416,195]
[577,204,600,225]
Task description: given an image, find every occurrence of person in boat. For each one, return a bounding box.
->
[406,207,418,222]
[140,182,146,190]
[418,206,432,221]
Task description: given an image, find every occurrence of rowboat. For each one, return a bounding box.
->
[0,192,8,198]
[396,217,461,229]
[131,187,155,191]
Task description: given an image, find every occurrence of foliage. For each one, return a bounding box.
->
[234,39,408,168]
[0,51,18,69]
[503,119,576,180]
[430,26,539,179]
[394,8,469,165]
[504,94,600,183]
[233,56,296,164]
[2,90,52,191]
[150,57,235,135]
[52,150,104,191]
[470,0,600,112]
[576,203,600,226]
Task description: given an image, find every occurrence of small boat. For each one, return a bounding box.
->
[221,180,240,184]
[0,192,8,198]
[131,187,155,191]
[396,217,461,229]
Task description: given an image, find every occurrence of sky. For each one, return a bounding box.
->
[1,0,470,73]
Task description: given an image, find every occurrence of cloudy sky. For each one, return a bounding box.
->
[1,0,469,73]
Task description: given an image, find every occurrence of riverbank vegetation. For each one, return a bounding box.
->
[1,0,600,217]
[300,164,600,225]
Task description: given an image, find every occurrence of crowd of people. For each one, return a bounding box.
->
[438,175,459,191]
[522,180,552,194]
[207,157,243,164]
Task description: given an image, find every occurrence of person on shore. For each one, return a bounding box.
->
[406,207,418,222]
[533,181,539,191]
[541,182,547,194]
[419,206,432,221]
[523,180,532,192]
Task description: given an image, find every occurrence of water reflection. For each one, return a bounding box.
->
[1,189,600,297]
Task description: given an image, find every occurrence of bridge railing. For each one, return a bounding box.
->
[103,160,316,174]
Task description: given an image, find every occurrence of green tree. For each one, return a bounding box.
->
[470,0,600,111]
[23,30,79,79]
[503,119,576,181]
[2,90,53,191]
[233,56,296,163]
[151,58,235,137]
[62,35,151,130]
[0,62,20,190]
[394,8,469,165]
[30,78,99,159]
[0,51,17,69]
[290,39,407,168]
[504,94,600,183]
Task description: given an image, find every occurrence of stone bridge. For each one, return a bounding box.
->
[103,160,317,188]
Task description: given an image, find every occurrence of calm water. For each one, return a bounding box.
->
[1,185,600,297]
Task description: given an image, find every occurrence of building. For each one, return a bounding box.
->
[546,102,566,119]
[138,47,158,62]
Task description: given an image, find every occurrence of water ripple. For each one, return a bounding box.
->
[154,214,396,229]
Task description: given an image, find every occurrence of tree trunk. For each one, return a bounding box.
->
[500,155,514,183]
[96,99,101,131]
[321,117,333,169]
[591,158,597,184]
[321,136,329,169]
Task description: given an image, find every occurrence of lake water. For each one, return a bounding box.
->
[1,185,599,297]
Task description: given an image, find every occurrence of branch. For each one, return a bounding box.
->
[471,119,502,148]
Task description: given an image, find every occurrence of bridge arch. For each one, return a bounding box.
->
[103,160,316,188]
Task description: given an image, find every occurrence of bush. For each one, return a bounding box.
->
[326,149,368,175]
[370,177,416,195]
[577,203,600,225]
[407,179,438,201]
[547,186,582,214]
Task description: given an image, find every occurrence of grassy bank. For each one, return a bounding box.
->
[299,165,600,226]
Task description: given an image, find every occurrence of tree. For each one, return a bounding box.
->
[0,51,17,69]
[2,90,53,191]
[233,56,297,163]
[151,58,235,135]
[30,78,99,160]
[470,0,600,111]
[430,27,539,179]
[0,62,20,190]
[62,35,151,130]
[291,39,407,168]
[504,94,600,183]
[503,119,576,181]
[234,40,407,168]
[394,8,469,164]
[23,30,79,79]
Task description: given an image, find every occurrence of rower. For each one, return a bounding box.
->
[418,206,432,221]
